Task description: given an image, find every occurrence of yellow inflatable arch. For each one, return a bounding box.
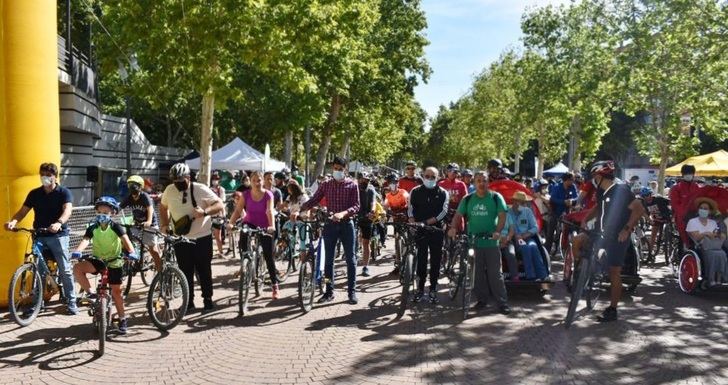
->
[0,1,61,306]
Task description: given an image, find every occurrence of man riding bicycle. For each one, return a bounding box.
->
[384,173,410,275]
[121,174,163,271]
[638,187,672,257]
[579,161,645,322]
[4,162,78,315]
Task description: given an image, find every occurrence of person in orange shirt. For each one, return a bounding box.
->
[384,174,410,275]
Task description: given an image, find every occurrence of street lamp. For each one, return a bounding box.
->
[118,55,139,176]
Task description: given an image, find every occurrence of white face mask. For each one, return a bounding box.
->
[332,170,345,181]
[389,183,397,191]
[423,179,437,189]
[683,174,694,182]
[41,176,54,187]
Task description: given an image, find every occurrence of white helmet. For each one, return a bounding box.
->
[169,163,191,181]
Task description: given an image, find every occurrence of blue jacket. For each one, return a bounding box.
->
[502,206,539,237]
[550,182,578,217]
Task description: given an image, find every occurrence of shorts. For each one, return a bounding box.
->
[131,226,160,248]
[87,258,124,285]
[211,216,225,230]
[358,218,373,240]
[590,234,630,268]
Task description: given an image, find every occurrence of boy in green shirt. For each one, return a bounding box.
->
[72,197,137,334]
[448,171,511,315]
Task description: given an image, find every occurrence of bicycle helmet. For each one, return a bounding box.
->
[385,173,399,183]
[94,196,120,214]
[589,160,615,177]
[487,159,503,169]
[127,175,144,187]
[639,187,653,197]
[169,163,191,181]
[446,163,460,172]
[462,169,473,177]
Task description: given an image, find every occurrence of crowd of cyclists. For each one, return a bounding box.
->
[5,158,728,334]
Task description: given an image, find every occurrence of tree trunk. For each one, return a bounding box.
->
[166,115,173,147]
[537,122,545,178]
[313,94,343,178]
[340,134,351,159]
[514,133,521,174]
[568,117,582,172]
[283,130,293,168]
[199,87,215,185]
[657,143,669,196]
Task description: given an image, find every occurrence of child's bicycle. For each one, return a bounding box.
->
[7,227,65,327]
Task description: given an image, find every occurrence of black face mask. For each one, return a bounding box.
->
[359,183,368,189]
[129,183,142,194]
[174,181,188,192]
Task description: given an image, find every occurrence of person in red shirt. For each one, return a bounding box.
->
[438,163,468,217]
[669,164,701,246]
[398,160,423,193]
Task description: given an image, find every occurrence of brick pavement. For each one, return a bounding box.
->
[1,243,727,385]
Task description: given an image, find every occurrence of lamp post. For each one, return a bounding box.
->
[304,126,311,188]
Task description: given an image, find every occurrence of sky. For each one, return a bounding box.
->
[415,0,571,121]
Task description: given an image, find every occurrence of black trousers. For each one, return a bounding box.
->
[239,228,278,284]
[174,235,213,302]
[416,230,444,291]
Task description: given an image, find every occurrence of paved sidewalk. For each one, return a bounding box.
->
[1,244,727,385]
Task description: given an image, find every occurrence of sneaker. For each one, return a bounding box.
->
[317,293,334,303]
[348,292,358,305]
[272,284,280,300]
[413,291,424,303]
[428,290,439,304]
[118,318,128,335]
[187,301,196,312]
[225,249,233,255]
[389,266,400,276]
[203,298,215,312]
[474,301,487,310]
[86,292,98,300]
[362,267,370,277]
[596,306,618,322]
[499,304,512,315]
[66,306,79,316]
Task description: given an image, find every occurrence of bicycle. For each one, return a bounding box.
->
[144,229,190,331]
[447,232,491,320]
[562,221,607,328]
[298,210,333,313]
[7,228,65,327]
[274,212,300,282]
[235,224,271,316]
[382,222,426,311]
[120,222,157,298]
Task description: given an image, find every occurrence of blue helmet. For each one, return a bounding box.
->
[94,196,120,214]
[639,187,653,198]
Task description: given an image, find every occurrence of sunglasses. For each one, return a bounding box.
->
[423,175,436,180]
[182,191,188,204]
[405,167,415,171]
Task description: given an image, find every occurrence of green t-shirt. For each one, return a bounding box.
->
[456,191,507,248]
[84,222,125,269]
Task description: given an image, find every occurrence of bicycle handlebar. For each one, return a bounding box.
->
[142,228,196,245]
[12,227,50,234]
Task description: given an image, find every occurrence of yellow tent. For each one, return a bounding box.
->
[665,150,728,177]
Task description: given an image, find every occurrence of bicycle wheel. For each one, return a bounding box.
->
[98,296,107,356]
[298,254,315,313]
[139,249,155,286]
[274,239,290,283]
[461,259,472,320]
[8,264,43,327]
[565,256,592,328]
[447,254,462,300]
[254,252,265,296]
[400,252,414,310]
[238,256,253,316]
[123,260,135,298]
[146,266,189,331]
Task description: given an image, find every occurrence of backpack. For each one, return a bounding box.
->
[460,191,501,219]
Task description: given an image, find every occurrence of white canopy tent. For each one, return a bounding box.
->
[186,137,286,172]
[543,162,570,176]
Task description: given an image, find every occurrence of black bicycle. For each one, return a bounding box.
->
[562,222,606,328]
[393,223,442,312]
[447,232,491,320]
[274,212,301,282]
[298,210,334,313]
[121,223,156,298]
[144,229,190,331]
[7,228,65,327]
[236,224,275,316]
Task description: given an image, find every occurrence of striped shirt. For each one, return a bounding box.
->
[301,178,360,217]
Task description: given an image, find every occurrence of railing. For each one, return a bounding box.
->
[57,35,98,101]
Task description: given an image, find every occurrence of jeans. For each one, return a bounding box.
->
[37,235,77,309]
[415,229,443,291]
[516,239,548,280]
[322,220,357,295]
[500,244,520,280]
[174,235,213,302]
[473,247,508,306]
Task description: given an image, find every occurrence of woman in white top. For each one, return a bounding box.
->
[685,199,727,287]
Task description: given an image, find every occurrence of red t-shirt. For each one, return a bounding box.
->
[438,178,468,210]
[580,181,597,210]
[398,176,422,193]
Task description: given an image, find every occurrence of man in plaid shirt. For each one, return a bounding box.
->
[294,156,361,304]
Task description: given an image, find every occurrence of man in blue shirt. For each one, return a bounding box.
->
[4,162,78,315]
[545,172,578,253]
[501,192,549,281]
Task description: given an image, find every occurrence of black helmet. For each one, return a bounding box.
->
[356,171,371,180]
[385,173,399,183]
[487,159,503,168]
[446,163,460,172]
[462,169,473,177]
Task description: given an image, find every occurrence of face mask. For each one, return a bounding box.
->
[41,176,53,187]
[423,179,437,189]
[698,208,710,218]
[683,174,694,182]
[359,182,368,189]
[174,181,188,191]
[389,183,397,191]
[332,170,345,181]
[515,205,523,212]
[292,171,299,176]
[540,189,547,195]
[211,180,219,186]
[95,214,111,225]
[129,183,141,193]
[592,177,600,189]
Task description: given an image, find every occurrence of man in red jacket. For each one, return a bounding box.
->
[669,164,701,246]
[398,160,423,193]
